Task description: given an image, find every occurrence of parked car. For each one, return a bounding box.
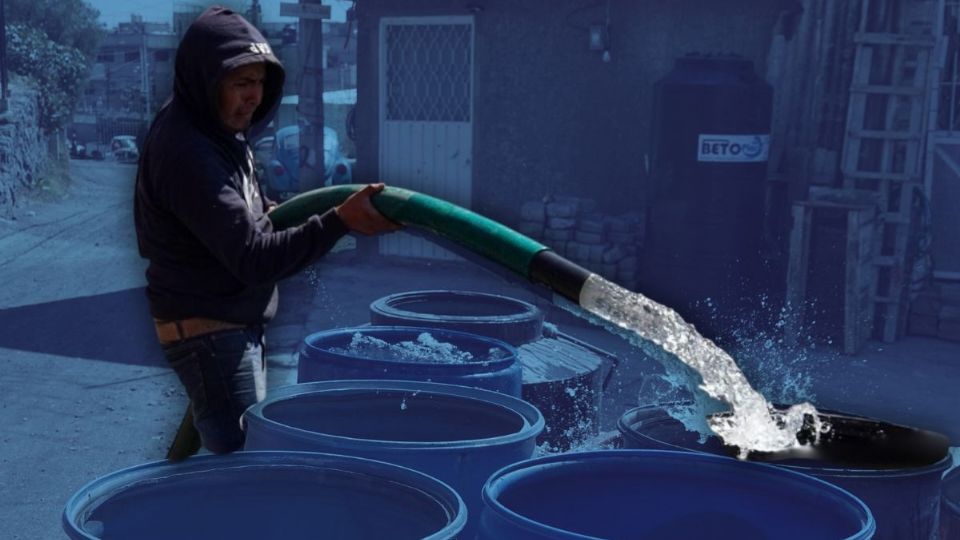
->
[86,142,105,161]
[69,139,86,160]
[110,135,139,163]
[259,125,352,201]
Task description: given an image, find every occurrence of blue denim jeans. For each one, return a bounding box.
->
[162,326,266,454]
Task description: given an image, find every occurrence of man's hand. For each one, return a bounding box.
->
[335,183,403,235]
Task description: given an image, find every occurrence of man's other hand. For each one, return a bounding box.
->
[335,183,403,235]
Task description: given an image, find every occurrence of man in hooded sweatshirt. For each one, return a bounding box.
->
[134,6,399,456]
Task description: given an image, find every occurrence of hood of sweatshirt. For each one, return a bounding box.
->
[173,5,285,139]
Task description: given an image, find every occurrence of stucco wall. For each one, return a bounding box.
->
[0,79,48,217]
[356,0,795,223]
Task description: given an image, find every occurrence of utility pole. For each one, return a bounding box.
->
[250,0,262,30]
[140,22,151,122]
[0,0,8,113]
[280,0,330,192]
[105,61,116,142]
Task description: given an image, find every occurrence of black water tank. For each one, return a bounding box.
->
[644,54,773,339]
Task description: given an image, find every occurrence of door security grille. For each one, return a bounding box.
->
[385,23,472,123]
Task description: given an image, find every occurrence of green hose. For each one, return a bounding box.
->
[270,185,549,279]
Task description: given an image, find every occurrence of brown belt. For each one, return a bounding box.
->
[154,317,247,345]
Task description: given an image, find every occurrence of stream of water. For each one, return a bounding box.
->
[576,274,823,458]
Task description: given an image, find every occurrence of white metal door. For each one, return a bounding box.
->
[378,16,474,260]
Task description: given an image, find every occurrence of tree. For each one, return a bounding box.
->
[6,24,88,132]
[5,0,102,59]
[2,0,102,132]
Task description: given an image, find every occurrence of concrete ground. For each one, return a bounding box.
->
[1,159,958,539]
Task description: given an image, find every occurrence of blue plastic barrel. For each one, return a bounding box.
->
[369,290,545,345]
[298,325,521,396]
[618,405,950,540]
[243,380,544,539]
[479,450,874,540]
[942,465,960,540]
[63,451,465,540]
[369,290,610,451]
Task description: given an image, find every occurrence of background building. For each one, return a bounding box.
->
[351,0,959,350]
[72,17,177,146]
[72,8,357,147]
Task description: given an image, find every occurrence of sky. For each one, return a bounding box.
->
[86,0,352,27]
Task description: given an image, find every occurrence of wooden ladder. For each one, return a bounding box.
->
[841,0,941,342]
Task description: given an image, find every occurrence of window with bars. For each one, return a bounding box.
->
[385,23,471,122]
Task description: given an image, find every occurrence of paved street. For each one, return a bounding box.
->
[0,160,176,540]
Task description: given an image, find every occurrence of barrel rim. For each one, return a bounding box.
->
[943,465,960,511]
[62,450,467,540]
[480,449,876,540]
[617,404,953,476]
[369,290,543,326]
[301,325,520,373]
[244,380,545,450]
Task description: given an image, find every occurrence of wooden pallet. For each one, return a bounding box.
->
[785,195,880,355]
[840,0,940,342]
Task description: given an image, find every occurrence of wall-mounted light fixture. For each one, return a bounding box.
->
[589,24,611,62]
[589,0,612,63]
[588,24,607,51]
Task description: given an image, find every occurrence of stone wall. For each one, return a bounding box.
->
[516,195,645,291]
[0,79,48,217]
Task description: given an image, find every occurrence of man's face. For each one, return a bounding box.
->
[218,63,266,132]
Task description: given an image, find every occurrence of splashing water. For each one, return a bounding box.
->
[692,293,829,407]
[577,274,821,458]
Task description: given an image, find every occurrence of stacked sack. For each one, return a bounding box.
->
[516,196,645,290]
[908,282,960,342]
